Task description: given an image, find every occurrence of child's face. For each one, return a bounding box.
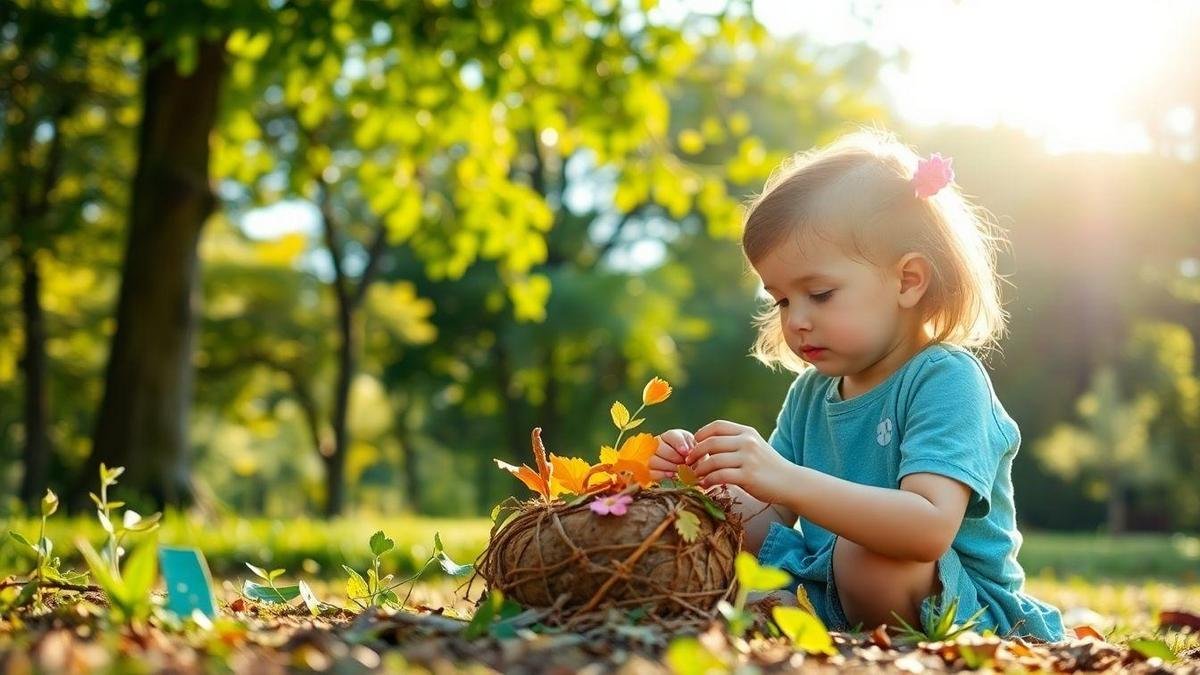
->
[754,235,909,378]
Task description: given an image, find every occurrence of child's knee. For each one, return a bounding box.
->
[833,538,937,625]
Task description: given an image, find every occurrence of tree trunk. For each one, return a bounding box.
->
[17,246,50,508]
[79,39,225,508]
[323,299,356,517]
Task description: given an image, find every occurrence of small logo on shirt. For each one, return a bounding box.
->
[876,418,894,446]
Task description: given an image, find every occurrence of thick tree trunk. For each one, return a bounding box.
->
[17,246,50,508]
[79,39,225,508]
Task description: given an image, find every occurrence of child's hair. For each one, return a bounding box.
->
[742,126,1008,373]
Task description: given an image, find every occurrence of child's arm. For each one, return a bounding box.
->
[687,420,971,563]
[781,468,970,562]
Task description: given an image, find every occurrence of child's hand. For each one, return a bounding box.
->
[650,429,695,480]
[686,420,793,505]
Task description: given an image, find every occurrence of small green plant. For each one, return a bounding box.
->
[77,533,159,624]
[343,531,472,611]
[242,563,334,616]
[73,464,164,624]
[890,594,987,645]
[5,489,88,611]
[90,464,162,576]
[715,551,792,637]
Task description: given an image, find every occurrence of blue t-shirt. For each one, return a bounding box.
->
[757,342,1064,640]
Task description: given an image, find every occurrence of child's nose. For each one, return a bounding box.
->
[787,310,813,332]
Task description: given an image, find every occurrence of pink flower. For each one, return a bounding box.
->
[590,493,634,516]
[911,153,955,198]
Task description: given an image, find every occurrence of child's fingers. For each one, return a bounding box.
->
[659,429,693,454]
[648,455,679,473]
[693,451,741,478]
[694,419,750,443]
[649,469,674,480]
[685,436,740,463]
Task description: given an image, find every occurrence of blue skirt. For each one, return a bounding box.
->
[757,521,1063,641]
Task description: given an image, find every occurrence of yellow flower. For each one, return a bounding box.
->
[642,377,672,406]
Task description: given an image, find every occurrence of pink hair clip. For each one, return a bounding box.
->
[911,152,955,198]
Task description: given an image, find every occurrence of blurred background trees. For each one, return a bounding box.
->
[1,0,1198,532]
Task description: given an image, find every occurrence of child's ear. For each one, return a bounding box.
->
[895,252,932,309]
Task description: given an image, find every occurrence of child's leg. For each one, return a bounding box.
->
[832,537,940,628]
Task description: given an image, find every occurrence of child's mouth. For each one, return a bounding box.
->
[800,346,827,359]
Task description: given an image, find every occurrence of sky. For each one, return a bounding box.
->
[752,0,1199,157]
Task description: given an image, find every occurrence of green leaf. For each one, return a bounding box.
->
[297,580,321,616]
[773,606,837,655]
[1129,638,1177,662]
[433,532,444,555]
[89,493,103,509]
[464,590,523,639]
[343,565,370,604]
[268,569,286,582]
[696,493,727,521]
[97,511,114,535]
[243,580,300,604]
[435,550,473,577]
[674,510,700,543]
[369,530,395,556]
[76,538,125,614]
[623,417,645,431]
[245,563,271,581]
[9,531,34,551]
[665,636,727,675]
[734,552,791,592]
[120,536,159,610]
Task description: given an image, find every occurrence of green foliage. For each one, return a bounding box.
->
[463,589,523,640]
[77,534,159,625]
[772,606,837,656]
[664,636,729,674]
[716,552,793,637]
[342,530,473,611]
[90,463,162,577]
[890,595,988,645]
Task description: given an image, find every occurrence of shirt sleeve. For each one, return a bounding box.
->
[767,374,807,465]
[897,352,1011,519]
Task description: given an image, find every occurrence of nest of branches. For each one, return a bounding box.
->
[475,484,744,623]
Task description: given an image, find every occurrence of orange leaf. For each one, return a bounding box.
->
[531,428,551,485]
[494,459,550,500]
[599,445,618,465]
[676,464,699,486]
[549,455,591,495]
[642,377,672,405]
[613,459,653,487]
[1073,625,1105,641]
[617,433,657,464]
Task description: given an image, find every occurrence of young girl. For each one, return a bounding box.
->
[650,128,1064,641]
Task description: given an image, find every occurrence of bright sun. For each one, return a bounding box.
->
[754,0,1199,156]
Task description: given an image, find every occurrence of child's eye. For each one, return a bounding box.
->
[810,290,834,303]
[773,297,789,309]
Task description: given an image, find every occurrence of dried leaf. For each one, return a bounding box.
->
[675,464,699,486]
[1073,625,1104,641]
[674,510,700,543]
[530,428,551,485]
[494,459,550,500]
[1159,609,1200,631]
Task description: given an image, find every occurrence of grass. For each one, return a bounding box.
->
[4,515,1197,583]
[4,515,1199,638]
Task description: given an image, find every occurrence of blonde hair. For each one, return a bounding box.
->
[743,126,1009,373]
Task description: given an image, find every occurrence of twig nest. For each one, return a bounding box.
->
[476,486,743,620]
